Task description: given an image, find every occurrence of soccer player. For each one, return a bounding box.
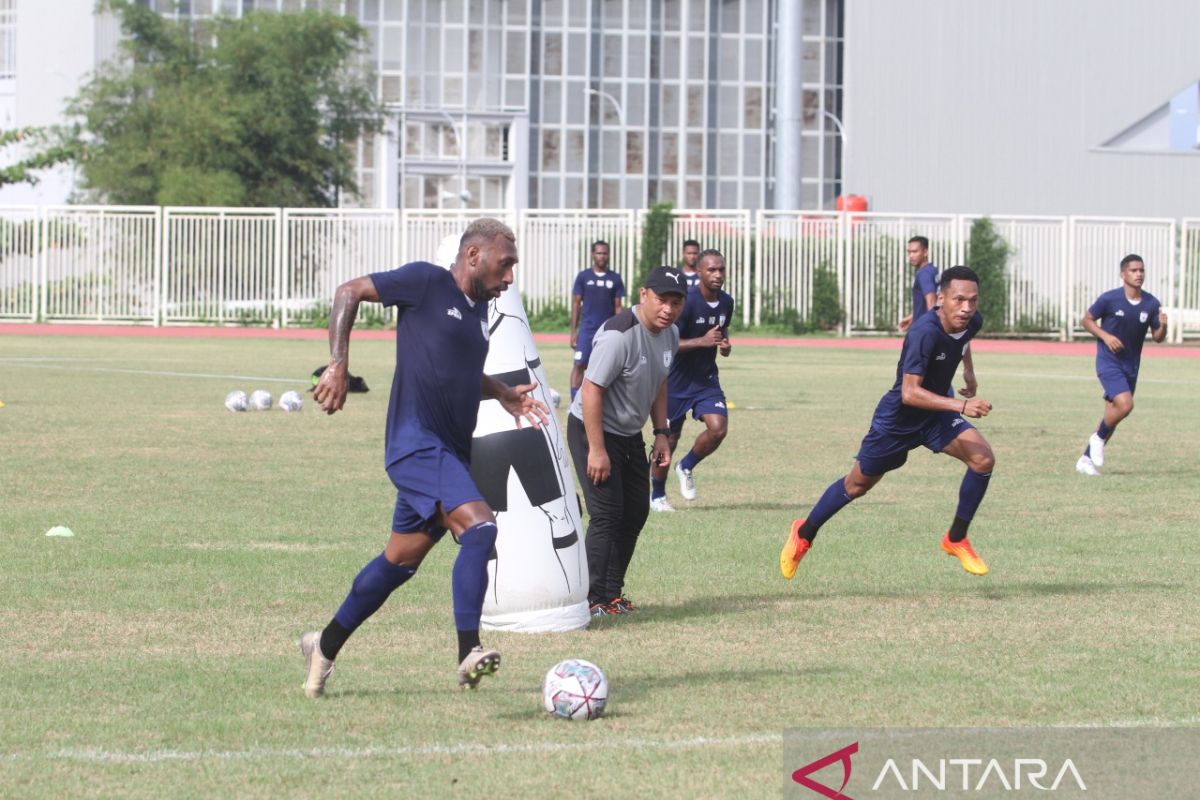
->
[300,218,548,698]
[569,241,625,402]
[567,267,685,615]
[650,248,735,512]
[898,236,938,333]
[680,239,702,289]
[1075,254,1168,477]
[900,235,978,394]
[780,266,995,580]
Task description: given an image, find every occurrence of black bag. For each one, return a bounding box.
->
[309,365,369,393]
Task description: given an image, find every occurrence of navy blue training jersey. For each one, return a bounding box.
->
[668,286,736,395]
[871,308,982,436]
[681,270,701,290]
[572,269,625,331]
[369,261,490,466]
[1088,288,1161,374]
[912,263,938,319]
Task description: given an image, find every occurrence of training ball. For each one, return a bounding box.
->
[224,390,248,412]
[248,390,273,411]
[549,388,561,408]
[279,390,303,412]
[543,659,608,720]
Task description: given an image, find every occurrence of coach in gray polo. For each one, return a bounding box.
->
[567,266,687,616]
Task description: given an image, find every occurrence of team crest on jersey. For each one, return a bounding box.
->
[605,280,613,288]
[1139,311,1148,323]
[719,315,727,326]
[446,307,463,321]
[663,351,672,367]
[481,320,490,341]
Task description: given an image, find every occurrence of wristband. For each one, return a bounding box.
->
[652,427,671,437]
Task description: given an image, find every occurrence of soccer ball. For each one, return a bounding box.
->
[224,390,248,412]
[548,388,561,408]
[279,390,303,412]
[543,659,608,720]
[248,390,273,410]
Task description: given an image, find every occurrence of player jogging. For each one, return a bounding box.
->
[1075,254,1167,477]
[780,266,995,579]
[569,241,625,402]
[650,248,734,511]
[300,218,548,698]
[680,239,701,290]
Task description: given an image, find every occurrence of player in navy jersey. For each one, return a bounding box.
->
[680,239,702,289]
[570,241,625,402]
[1075,254,1167,476]
[299,218,549,698]
[899,236,938,332]
[780,266,996,580]
[900,236,978,394]
[650,249,735,511]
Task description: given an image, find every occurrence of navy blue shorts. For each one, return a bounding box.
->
[385,447,484,540]
[855,413,975,476]
[1097,365,1137,402]
[667,387,728,434]
[574,325,599,366]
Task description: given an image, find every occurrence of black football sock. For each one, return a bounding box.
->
[458,629,481,663]
[319,618,353,662]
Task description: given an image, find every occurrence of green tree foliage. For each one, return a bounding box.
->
[807,261,844,331]
[63,1,384,207]
[636,201,674,288]
[967,216,1010,333]
[0,128,78,188]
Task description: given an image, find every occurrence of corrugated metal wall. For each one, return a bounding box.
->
[843,0,1200,218]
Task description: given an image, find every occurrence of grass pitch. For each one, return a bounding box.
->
[1,332,1197,799]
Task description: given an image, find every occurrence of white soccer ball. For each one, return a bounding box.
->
[548,388,561,408]
[224,390,248,412]
[543,659,608,720]
[248,390,273,411]
[279,390,303,412]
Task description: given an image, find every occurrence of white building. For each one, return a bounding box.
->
[0,0,847,211]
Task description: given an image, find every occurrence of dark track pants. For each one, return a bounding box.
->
[567,415,651,605]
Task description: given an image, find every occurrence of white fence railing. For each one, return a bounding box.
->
[0,205,1195,341]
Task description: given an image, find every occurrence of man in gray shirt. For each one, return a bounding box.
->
[567,266,686,616]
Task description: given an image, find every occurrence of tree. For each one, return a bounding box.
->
[967,217,1010,333]
[63,1,384,207]
[637,201,674,289]
[0,128,78,188]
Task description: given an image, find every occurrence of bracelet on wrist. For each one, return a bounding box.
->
[652,427,670,437]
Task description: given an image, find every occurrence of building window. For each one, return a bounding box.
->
[0,0,15,81]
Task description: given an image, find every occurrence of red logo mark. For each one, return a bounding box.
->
[792,741,859,800]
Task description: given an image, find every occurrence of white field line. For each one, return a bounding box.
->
[0,360,306,385]
[4,733,783,765]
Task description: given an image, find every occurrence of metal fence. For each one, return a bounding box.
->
[0,205,1195,341]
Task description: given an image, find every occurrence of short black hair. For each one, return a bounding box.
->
[1120,254,1143,270]
[591,240,609,251]
[682,239,701,249]
[939,265,980,290]
[699,248,724,261]
[908,236,930,249]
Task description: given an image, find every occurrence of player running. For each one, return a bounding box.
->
[780,266,995,579]
[680,239,702,290]
[650,248,734,512]
[569,241,625,402]
[300,218,548,698]
[1075,254,1167,476]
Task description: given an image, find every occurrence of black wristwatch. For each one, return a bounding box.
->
[652,427,671,437]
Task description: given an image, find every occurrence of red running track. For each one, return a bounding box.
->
[2,323,1198,359]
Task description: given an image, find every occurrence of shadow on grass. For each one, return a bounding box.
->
[968,579,1176,600]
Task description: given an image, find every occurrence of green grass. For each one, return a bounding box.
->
[1,334,1197,799]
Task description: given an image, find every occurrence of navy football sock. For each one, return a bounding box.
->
[679,449,701,472]
[1096,420,1111,440]
[451,521,498,638]
[801,477,854,541]
[330,553,417,651]
[950,468,992,541]
[650,477,667,499]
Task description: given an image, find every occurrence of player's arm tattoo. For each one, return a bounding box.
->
[328,276,379,365]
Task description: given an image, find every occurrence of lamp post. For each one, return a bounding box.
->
[584,88,626,207]
[822,110,846,208]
